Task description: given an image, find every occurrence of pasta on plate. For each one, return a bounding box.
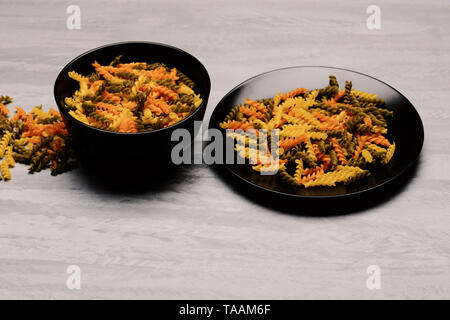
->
[220,75,396,188]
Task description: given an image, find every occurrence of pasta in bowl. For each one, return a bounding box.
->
[65,57,204,133]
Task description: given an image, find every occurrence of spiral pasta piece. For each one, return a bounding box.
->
[245,99,268,113]
[382,142,396,164]
[0,160,11,181]
[0,102,10,116]
[0,131,12,158]
[278,136,306,150]
[361,149,374,163]
[366,133,391,147]
[330,138,347,164]
[281,87,307,100]
[239,106,265,120]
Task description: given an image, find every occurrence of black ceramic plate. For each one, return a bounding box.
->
[208,66,424,198]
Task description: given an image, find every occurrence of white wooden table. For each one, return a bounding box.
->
[0,0,449,299]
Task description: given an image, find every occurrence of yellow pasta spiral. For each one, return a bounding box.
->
[361,149,374,163]
[0,131,12,158]
[304,139,317,161]
[5,146,15,167]
[280,124,312,137]
[294,159,303,181]
[294,108,321,127]
[382,142,396,164]
[0,160,11,181]
[304,166,368,188]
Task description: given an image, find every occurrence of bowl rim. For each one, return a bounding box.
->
[207,65,425,199]
[54,41,211,135]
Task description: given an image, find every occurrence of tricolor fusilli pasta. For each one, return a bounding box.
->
[65,56,203,132]
[220,75,396,188]
[0,96,77,181]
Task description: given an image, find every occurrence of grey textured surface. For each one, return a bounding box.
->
[0,0,449,299]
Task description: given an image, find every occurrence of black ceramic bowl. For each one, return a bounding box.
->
[54,42,210,174]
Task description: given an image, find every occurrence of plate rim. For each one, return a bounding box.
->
[207,65,425,199]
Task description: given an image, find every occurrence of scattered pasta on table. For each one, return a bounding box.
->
[65,56,203,132]
[220,75,396,188]
[0,95,77,182]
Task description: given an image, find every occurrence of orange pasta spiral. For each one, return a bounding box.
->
[245,99,268,113]
[239,106,265,120]
[330,138,347,164]
[366,133,391,147]
[278,136,306,150]
[353,135,368,158]
[281,87,307,100]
